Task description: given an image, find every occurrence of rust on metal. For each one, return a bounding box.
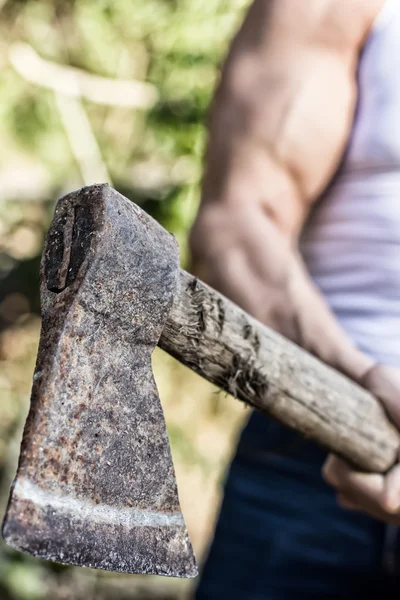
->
[2,184,197,578]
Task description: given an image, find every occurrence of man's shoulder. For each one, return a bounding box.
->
[268,0,385,53]
[317,0,386,51]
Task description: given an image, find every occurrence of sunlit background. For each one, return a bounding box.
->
[0,1,253,598]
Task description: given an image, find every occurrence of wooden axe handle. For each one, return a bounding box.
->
[159,270,400,473]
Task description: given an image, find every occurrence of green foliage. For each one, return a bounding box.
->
[0,0,248,246]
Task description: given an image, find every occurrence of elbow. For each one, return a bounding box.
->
[188,213,210,278]
[188,203,227,281]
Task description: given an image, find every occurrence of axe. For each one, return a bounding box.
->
[2,184,400,578]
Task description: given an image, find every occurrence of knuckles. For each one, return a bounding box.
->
[322,455,345,490]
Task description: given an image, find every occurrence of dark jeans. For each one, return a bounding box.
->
[196,412,400,599]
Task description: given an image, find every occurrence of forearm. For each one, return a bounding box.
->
[190,200,373,382]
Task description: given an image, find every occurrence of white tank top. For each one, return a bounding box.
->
[301,0,400,367]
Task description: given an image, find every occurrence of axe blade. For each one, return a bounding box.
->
[2,184,197,578]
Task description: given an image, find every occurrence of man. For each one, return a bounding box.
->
[190,0,400,597]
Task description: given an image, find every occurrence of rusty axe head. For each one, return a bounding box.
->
[2,184,197,578]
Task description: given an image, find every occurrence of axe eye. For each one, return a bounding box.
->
[45,204,93,293]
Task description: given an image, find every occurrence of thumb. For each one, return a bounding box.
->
[359,365,400,429]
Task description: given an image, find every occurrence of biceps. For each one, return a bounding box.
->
[274,53,356,201]
[217,0,360,205]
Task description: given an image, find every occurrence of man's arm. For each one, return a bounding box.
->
[190,0,382,379]
[192,0,400,524]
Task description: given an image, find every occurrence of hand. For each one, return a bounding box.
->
[323,365,400,523]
